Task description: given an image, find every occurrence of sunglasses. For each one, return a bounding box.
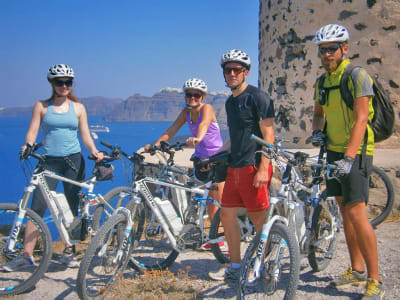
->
[223,67,244,75]
[318,44,341,55]
[185,92,202,99]
[53,79,73,87]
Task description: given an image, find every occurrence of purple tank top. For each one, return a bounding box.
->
[186,109,223,159]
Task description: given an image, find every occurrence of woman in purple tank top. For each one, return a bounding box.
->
[145,78,224,242]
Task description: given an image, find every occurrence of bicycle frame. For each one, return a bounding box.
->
[131,174,218,251]
[9,167,112,249]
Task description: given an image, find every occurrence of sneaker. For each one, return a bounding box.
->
[2,254,35,272]
[59,253,79,268]
[224,266,240,282]
[59,247,79,268]
[200,241,225,251]
[208,265,240,282]
[329,267,367,288]
[362,278,385,300]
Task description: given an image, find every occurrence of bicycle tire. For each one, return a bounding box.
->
[128,199,179,272]
[92,186,134,233]
[367,166,395,228]
[76,210,136,300]
[308,195,339,272]
[237,223,300,300]
[0,203,52,296]
[209,209,254,264]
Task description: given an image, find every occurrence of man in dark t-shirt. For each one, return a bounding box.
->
[209,49,275,282]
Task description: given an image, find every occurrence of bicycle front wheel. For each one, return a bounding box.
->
[308,195,339,272]
[77,209,136,300]
[0,203,52,296]
[367,166,395,228]
[237,223,300,300]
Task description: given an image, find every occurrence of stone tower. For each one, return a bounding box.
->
[259,0,400,147]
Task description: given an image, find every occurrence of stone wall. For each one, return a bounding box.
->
[259,0,400,147]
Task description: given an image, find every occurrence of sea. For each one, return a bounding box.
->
[0,116,191,240]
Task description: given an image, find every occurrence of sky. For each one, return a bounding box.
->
[0,1,260,107]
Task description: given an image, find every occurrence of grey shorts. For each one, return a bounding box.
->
[326,150,373,206]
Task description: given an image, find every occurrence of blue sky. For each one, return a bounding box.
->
[0,1,259,107]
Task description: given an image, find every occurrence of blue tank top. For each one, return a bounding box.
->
[42,100,81,156]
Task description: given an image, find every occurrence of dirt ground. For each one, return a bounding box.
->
[2,149,399,300]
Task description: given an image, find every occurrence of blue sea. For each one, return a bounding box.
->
[0,116,191,240]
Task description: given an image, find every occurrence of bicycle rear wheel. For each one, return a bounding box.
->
[92,186,135,233]
[209,209,254,264]
[128,200,179,272]
[0,203,52,296]
[308,195,339,272]
[367,166,395,228]
[237,223,300,300]
[77,209,136,300]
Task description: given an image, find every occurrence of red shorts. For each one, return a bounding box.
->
[221,164,273,212]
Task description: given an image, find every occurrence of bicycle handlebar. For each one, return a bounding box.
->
[250,134,338,180]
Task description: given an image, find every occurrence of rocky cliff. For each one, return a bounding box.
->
[103,89,229,130]
[259,0,400,147]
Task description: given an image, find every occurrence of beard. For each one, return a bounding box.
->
[322,56,343,73]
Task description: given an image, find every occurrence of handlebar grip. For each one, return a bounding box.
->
[166,165,186,175]
[33,142,44,151]
[100,141,113,149]
[250,134,272,148]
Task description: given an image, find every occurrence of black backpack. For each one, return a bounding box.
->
[318,64,395,143]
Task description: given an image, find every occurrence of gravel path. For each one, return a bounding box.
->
[3,221,399,300]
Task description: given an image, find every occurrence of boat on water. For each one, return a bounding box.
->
[89,124,110,132]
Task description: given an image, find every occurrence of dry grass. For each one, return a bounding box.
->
[105,266,201,300]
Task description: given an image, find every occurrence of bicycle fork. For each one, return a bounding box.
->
[98,207,134,264]
[7,189,32,252]
[249,215,288,285]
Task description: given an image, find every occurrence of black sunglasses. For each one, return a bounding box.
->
[318,44,342,55]
[223,66,244,75]
[185,92,202,99]
[53,79,73,87]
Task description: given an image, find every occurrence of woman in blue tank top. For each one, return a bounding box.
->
[19,64,103,268]
[144,78,225,250]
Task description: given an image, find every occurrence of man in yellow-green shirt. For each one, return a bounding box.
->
[311,24,384,300]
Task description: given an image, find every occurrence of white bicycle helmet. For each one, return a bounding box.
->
[47,64,74,79]
[183,78,208,94]
[220,49,251,69]
[314,24,350,45]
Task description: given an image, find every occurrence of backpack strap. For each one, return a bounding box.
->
[340,63,369,162]
[317,73,341,106]
[339,63,360,110]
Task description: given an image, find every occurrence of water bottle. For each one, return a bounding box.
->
[154,197,183,235]
[51,191,74,229]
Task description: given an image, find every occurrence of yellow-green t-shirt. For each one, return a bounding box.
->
[314,59,375,155]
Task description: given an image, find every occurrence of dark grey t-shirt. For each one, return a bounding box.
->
[226,85,275,168]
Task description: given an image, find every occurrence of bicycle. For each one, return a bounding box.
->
[76,141,255,300]
[303,137,395,228]
[237,135,342,299]
[0,143,123,296]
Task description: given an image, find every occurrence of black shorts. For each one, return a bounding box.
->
[326,150,373,206]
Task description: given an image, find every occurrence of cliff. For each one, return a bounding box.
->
[103,89,229,130]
